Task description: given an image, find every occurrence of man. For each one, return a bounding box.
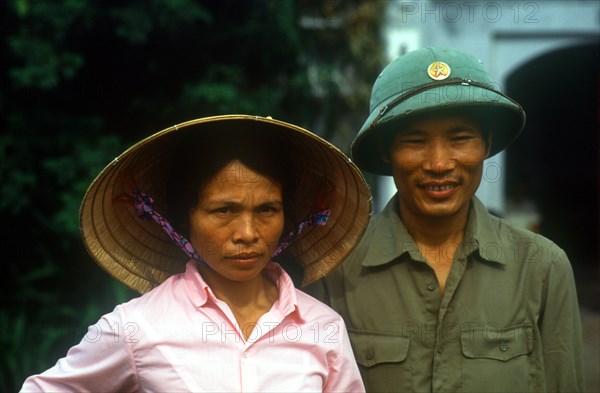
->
[322,47,584,392]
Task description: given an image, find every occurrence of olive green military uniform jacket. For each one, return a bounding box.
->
[323,195,584,393]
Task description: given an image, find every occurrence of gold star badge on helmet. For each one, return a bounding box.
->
[427,61,451,80]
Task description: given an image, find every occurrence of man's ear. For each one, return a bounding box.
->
[380,147,391,163]
[376,134,392,163]
[485,132,493,158]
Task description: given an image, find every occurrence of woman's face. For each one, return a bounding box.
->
[188,160,285,284]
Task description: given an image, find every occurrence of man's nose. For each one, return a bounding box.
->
[422,141,456,174]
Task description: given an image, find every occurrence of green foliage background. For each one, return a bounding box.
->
[0,0,384,390]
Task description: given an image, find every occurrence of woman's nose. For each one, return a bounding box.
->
[232,214,259,243]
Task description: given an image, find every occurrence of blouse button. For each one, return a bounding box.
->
[499,343,509,352]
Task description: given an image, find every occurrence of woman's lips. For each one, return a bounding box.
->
[226,252,262,263]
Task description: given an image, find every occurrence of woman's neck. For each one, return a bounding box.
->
[198,264,276,306]
[196,264,279,339]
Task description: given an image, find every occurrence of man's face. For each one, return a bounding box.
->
[388,115,488,221]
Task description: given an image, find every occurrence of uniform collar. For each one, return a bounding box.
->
[361,196,423,266]
[464,197,508,265]
[361,194,506,267]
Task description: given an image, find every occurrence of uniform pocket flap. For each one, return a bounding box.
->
[348,330,410,367]
[460,324,533,362]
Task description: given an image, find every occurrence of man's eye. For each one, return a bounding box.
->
[212,207,232,214]
[401,139,424,144]
[453,132,477,141]
[452,136,473,142]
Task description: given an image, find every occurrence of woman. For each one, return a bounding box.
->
[21,115,371,392]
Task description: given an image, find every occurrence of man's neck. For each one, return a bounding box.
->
[398,202,471,295]
[398,203,470,248]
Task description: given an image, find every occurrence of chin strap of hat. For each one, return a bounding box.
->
[114,175,208,266]
[271,208,331,258]
[115,175,334,265]
[132,189,208,265]
[272,178,335,258]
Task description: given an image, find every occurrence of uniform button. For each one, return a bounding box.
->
[366,351,375,360]
[437,346,444,354]
[242,350,249,358]
[499,343,509,352]
[427,283,437,291]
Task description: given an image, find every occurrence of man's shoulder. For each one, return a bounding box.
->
[323,213,396,293]
[482,211,568,265]
[491,212,555,247]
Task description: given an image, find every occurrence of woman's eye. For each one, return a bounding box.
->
[212,207,231,214]
[258,205,280,214]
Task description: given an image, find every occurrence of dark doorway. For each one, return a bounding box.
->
[504,42,600,310]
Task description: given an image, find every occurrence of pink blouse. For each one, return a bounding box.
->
[21,261,364,392]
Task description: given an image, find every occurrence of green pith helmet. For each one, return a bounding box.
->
[352,46,526,176]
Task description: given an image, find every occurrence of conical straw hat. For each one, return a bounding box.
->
[80,115,372,293]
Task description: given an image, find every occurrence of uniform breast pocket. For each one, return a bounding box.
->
[460,324,534,392]
[348,330,412,393]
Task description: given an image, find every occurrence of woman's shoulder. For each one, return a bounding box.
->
[294,287,345,324]
[116,270,191,319]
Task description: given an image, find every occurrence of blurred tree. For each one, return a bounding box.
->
[297,0,386,146]
[0,0,384,390]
